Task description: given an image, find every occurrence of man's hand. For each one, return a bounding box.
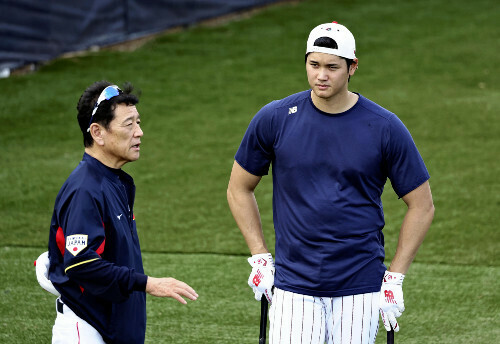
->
[380,271,405,332]
[247,253,274,303]
[145,277,198,304]
[34,251,60,297]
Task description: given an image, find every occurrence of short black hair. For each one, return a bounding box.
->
[305,36,354,71]
[76,81,139,147]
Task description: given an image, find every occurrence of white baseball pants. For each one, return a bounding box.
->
[269,288,380,344]
[52,298,105,344]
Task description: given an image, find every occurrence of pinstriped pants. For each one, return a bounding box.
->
[269,288,380,344]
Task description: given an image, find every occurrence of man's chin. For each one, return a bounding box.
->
[128,153,140,162]
[313,89,332,99]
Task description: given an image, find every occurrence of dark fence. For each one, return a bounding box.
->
[0,0,279,74]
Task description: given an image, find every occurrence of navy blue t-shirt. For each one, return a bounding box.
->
[48,153,147,343]
[235,91,430,297]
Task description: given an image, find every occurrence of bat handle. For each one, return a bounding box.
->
[259,297,269,344]
[387,328,395,344]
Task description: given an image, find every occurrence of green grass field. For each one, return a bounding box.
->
[1,0,499,342]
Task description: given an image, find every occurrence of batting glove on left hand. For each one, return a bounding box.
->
[247,253,274,303]
[380,270,405,332]
[35,251,60,297]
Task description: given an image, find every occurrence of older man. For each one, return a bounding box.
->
[36,81,198,343]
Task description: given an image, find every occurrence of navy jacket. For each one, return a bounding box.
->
[48,153,148,343]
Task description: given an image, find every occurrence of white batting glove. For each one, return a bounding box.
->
[380,270,405,332]
[35,251,61,297]
[247,253,274,303]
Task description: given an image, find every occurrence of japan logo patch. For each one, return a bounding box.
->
[66,234,88,256]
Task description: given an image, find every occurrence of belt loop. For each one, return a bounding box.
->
[56,298,64,314]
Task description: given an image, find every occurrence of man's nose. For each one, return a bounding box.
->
[135,125,144,137]
[318,68,328,80]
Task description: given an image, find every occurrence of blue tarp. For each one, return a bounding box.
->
[0,0,279,71]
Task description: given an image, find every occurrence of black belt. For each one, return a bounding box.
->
[56,298,64,314]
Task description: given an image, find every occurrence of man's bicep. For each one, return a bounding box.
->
[60,189,106,263]
[401,180,433,208]
[229,160,262,192]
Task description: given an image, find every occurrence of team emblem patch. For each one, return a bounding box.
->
[66,235,88,256]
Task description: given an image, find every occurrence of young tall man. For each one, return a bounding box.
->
[36,81,198,343]
[227,22,434,344]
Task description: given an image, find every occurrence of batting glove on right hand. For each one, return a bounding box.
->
[247,253,274,303]
[380,270,405,332]
[35,251,60,297]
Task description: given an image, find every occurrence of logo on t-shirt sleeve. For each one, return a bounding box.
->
[66,235,88,256]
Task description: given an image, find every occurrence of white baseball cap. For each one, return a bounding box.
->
[306,22,356,59]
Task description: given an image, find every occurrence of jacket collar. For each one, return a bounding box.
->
[82,153,134,185]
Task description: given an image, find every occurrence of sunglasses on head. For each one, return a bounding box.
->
[87,85,121,132]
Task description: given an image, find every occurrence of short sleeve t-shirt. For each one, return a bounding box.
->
[235,91,430,296]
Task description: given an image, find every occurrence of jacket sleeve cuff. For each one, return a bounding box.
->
[133,273,148,292]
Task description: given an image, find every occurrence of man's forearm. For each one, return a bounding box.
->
[65,258,145,302]
[227,187,268,254]
[389,205,434,274]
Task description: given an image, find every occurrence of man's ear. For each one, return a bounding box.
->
[349,58,359,75]
[89,123,105,146]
